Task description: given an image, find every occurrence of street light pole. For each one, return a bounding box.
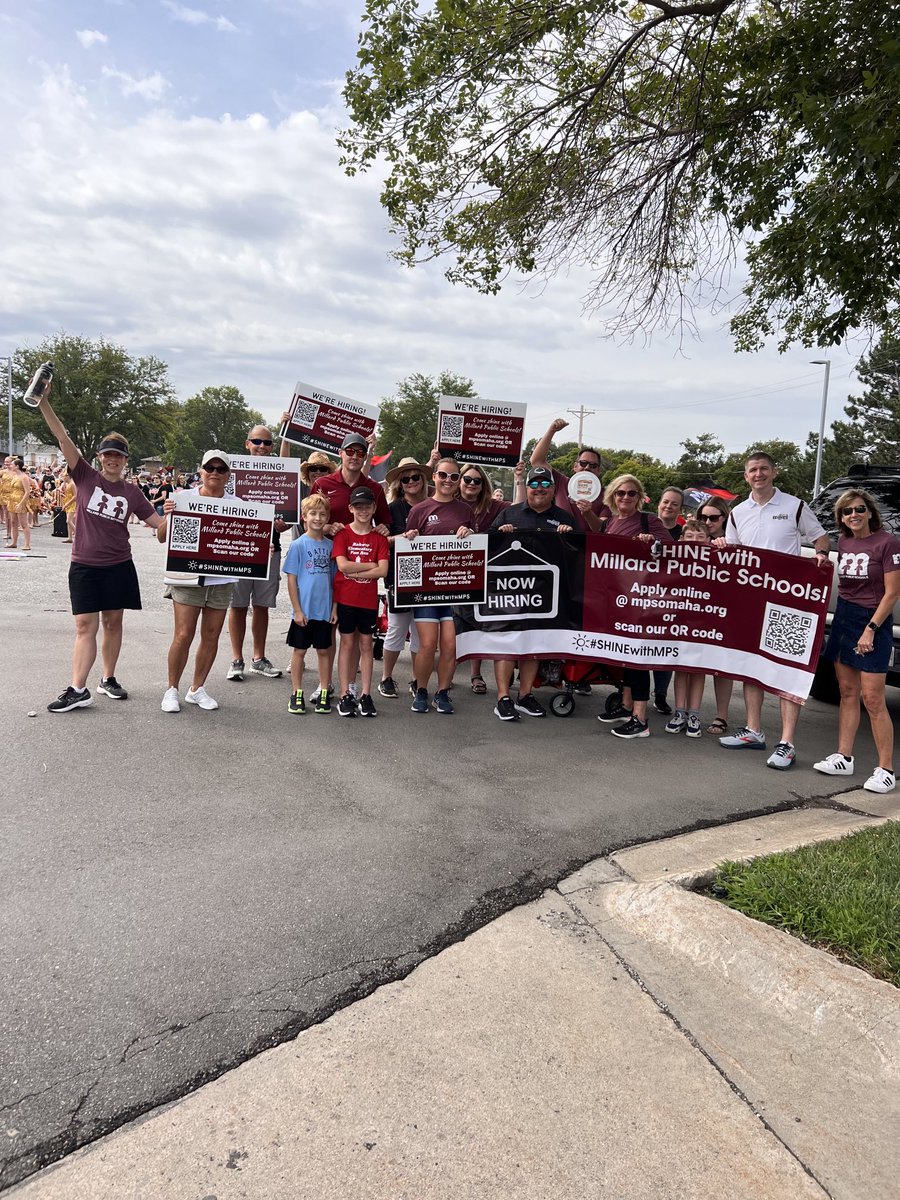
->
[810,359,831,498]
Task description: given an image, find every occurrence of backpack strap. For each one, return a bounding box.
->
[796,499,804,526]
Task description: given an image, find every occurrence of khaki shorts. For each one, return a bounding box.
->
[231,550,281,608]
[164,582,235,610]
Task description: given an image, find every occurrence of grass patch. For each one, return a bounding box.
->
[713,823,900,988]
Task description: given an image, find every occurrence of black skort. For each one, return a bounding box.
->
[69,559,142,615]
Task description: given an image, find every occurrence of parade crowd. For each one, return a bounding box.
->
[5,398,898,796]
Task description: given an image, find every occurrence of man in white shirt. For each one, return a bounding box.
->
[719,452,831,770]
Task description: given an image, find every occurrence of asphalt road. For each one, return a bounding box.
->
[1,521,889,1191]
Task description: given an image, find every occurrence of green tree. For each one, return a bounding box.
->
[719,439,806,500]
[675,435,726,483]
[341,0,900,351]
[837,335,900,461]
[171,386,264,469]
[376,370,477,464]
[13,333,177,466]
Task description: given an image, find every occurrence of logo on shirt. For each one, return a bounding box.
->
[305,547,331,571]
[86,487,129,523]
[424,513,441,526]
[772,513,790,521]
[839,552,870,578]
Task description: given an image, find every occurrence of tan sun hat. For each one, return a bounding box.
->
[300,451,337,485]
[385,456,433,487]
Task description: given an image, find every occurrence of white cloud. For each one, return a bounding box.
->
[101,66,169,101]
[76,29,109,49]
[162,2,237,32]
[0,68,864,459]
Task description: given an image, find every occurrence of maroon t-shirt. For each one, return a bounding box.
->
[331,526,389,609]
[836,530,900,609]
[548,468,610,532]
[70,457,154,566]
[310,470,390,528]
[604,511,674,541]
[471,497,509,533]
[406,497,476,536]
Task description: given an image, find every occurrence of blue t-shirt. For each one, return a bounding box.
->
[282,534,335,621]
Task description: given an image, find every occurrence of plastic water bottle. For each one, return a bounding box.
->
[23,361,53,407]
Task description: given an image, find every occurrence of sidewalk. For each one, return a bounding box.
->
[12,791,900,1200]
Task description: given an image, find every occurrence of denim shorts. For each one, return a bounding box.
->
[412,604,455,623]
[822,597,893,673]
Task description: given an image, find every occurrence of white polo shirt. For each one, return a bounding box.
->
[725,488,826,556]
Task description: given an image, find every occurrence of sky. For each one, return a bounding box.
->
[0,0,870,467]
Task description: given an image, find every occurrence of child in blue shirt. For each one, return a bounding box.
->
[283,494,336,713]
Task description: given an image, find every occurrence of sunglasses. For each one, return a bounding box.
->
[343,446,366,457]
[576,459,600,470]
[248,438,273,446]
[841,504,868,516]
[400,473,423,484]
[615,489,638,498]
[435,470,461,481]
[461,476,483,485]
[307,464,330,474]
[203,464,229,474]
[527,479,553,490]
[698,512,723,522]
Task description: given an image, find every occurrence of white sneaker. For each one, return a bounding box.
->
[185,685,218,710]
[813,752,854,776]
[863,767,896,794]
[161,686,180,713]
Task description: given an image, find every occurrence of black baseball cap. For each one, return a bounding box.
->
[348,486,376,507]
[526,465,554,485]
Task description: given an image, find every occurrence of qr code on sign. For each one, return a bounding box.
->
[440,413,465,445]
[170,515,201,553]
[761,602,815,664]
[397,555,423,588]
[293,399,319,429]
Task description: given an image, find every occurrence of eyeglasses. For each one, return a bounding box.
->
[527,479,553,490]
[461,476,483,486]
[203,464,229,474]
[435,470,461,481]
[343,446,366,458]
[576,459,600,470]
[400,473,423,484]
[615,489,638,498]
[307,464,330,474]
[841,504,868,516]
[248,438,273,446]
[698,512,723,522]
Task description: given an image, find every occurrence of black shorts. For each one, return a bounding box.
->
[286,618,333,651]
[68,559,142,615]
[336,603,377,636]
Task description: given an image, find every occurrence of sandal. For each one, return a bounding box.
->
[706,717,728,735]
[470,674,487,694]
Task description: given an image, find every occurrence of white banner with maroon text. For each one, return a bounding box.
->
[454,532,833,703]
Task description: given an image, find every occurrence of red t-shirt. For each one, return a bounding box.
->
[331,526,389,609]
[836,530,900,609]
[310,470,390,528]
[406,497,476,535]
[71,457,155,566]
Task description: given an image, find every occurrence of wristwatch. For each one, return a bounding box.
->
[867,621,880,632]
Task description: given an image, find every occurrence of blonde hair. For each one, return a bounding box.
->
[604,473,644,509]
[102,431,130,450]
[301,493,331,519]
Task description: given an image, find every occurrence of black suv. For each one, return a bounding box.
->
[807,464,900,701]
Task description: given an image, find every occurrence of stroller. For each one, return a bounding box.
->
[536,658,625,718]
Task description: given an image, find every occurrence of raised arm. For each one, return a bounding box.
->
[35,387,81,470]
[530,418,568,468]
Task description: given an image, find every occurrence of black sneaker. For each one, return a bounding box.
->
[598,699,632,723]
[97,677,128,700]
[514,693,546,718]
[494,696,520,721]
[288,689,305,714]
[653,693,672,716]
[358,693,377,717]
[337,693,357,717]
[574,682,593,696]
[48,686,93,713]
[611,715,650,739]
[377,677,398,698]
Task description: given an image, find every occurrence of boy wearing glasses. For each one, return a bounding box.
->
[332,488,390,717]
[227,425,287,682]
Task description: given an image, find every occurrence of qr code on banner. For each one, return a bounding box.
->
[170,515,201,553]
[293,398,319,429]
[761,602,815,664]
[440,413,465,445]
[397,555,423,589]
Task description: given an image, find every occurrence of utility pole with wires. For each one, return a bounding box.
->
[566,405,596,452]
